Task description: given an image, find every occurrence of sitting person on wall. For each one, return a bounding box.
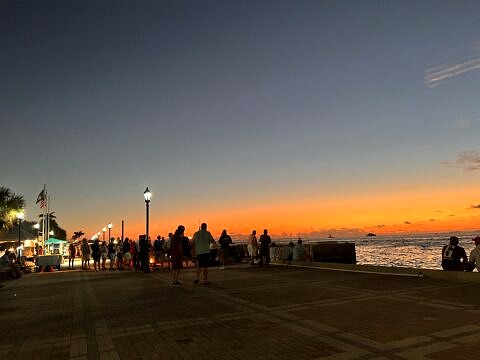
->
[293,238,305,261]
[441,236,468,271]
[465,236,480,272]
[281,242,294,261]
[0,250,21,279]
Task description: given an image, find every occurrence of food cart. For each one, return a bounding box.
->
[36,238,66,271]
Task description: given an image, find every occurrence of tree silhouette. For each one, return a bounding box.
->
[0,186,25,230]
[72,231,85,241]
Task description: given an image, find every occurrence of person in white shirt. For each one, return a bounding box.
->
[293,238,305,261]
[468,236,480,272]
[247,230,258,265]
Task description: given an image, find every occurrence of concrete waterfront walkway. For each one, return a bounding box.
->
[1,264,480,360]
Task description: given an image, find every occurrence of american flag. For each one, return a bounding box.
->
[36,189,46,208]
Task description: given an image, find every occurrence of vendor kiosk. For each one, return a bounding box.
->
[36,238,66,271]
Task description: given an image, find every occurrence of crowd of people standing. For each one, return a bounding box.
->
[67,223,278,286]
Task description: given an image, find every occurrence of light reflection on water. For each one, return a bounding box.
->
[277,232,478,270]
[353,233,477,269]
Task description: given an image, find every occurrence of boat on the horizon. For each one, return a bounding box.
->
[366,233,377,237]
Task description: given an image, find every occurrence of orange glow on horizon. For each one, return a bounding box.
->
[98,184,480,239]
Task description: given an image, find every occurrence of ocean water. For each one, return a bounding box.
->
[275,231,479,270]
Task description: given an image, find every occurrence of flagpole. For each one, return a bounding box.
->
[42,185,47,251]
[47,194,50,243]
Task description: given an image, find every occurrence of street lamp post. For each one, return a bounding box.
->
[108,223,112,242]
[33,223,40,254]
[102,227,107,241]
[17,211,25,257]
[143,187,152,273]
[143,187,152,242]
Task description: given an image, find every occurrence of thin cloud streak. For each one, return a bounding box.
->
[425,56,480,87]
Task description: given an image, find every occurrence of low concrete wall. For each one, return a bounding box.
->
[272,260,480,283]
[310,242,356,264]
[271,242,356,264]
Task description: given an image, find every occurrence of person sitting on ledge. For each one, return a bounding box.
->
[441,236,467,271]
[293,238,305,261]
[281,242,294,261]
[0,250,21,279]
[466,236,480,272]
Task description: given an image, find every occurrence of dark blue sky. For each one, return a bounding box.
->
[2,0,480,237]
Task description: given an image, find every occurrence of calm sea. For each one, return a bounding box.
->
[274,231,479,270]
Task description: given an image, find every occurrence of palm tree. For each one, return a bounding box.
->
[0,186,25,230]
[38,212,56,220]
[72,231,85,241]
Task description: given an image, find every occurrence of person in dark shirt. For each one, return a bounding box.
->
[170,225,187,285]
[442,236,468,271]
[91,239,101,272]
[139,235,150,273]
[218,229,233,268]
[258,229,272,267]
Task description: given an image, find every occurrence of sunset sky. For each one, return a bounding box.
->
[2,0,480,239]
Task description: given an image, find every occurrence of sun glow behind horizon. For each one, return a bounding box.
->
[84,183,480,240]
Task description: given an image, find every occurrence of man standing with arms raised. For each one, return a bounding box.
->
[192,223,215,285]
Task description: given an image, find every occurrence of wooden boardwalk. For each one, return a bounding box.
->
[1,263,480,359]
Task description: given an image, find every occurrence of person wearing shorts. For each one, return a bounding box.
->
[192,223,215,285]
